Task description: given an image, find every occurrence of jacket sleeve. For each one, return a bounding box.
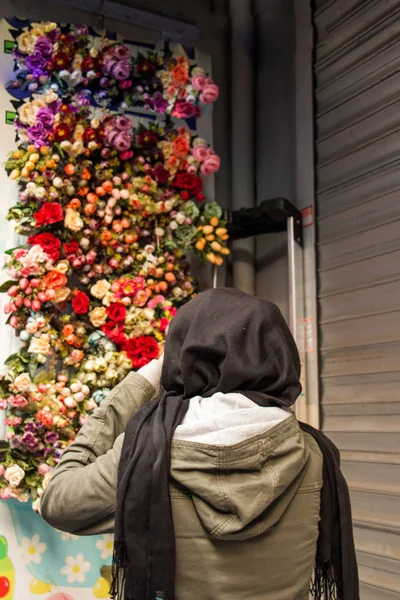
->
[40,370,157,535]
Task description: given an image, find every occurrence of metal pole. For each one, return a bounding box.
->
[287,216,308,423]
[212,265,218,289]
[230,0,256,296]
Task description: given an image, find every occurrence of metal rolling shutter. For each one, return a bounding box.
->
[313,1,400,598]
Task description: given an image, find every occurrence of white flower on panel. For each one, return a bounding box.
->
[60,554,91,584]
[96,534,114,560]
[21,534,47,565]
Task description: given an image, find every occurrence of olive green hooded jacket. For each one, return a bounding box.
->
[40,369,323,600]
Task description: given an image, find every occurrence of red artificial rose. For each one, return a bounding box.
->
[153,164,170,185]
[159,317,169,333]
[101,321,127,345]
[173,173,203,196]
[106,302,127,323]
[122,335,159,369]
[34,203,64,227]
[28,233,61,261]
[72,291,90,314]
[64,240,79,256]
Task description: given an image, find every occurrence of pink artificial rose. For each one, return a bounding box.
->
[133,289,152,307]
[147,295,166,309]
[119,79,133,90]
[200,83,219,104]
[192,75,207,91]
[0,488,10,500]
[0,399,8,410]
[13,249,26,260]
[103,57,117,76]
[115,115,132,131]
[113,45,131,61]
[38,463,51,476]
[201,153,221,175]
[111,60,131,81]
[193,146,209,162]
[114,131,133,152]
[120,150,134,160]
[8,395,28,409]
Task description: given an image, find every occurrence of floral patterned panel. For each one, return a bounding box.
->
[0,17,226,599]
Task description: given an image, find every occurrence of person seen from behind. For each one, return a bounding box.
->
[40,288,359,600]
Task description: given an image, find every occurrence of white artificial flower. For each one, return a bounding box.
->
[96,534,114,560]
[175,212,186,224]
[34,187,46,199]
[21,534,47,565]
[60,554,91,584]
[4,464,25,488]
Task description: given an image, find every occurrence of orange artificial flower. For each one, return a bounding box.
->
[86,192,98,204]
[171,64,189,85]
[43,271,68,290]
[84,204,96,216]
[78,186,89,197]
[179,158,189,171]
[62,324,74,336]
[68,198,81,209]
[172,134,190,157]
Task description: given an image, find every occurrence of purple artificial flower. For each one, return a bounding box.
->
[113,45,131,61]
[24,422,36,434]
[36,107,54,129]
[21,432,40,452]
[47,28,60,43]
[111,60,131,81]
[75,25,89,36]
[35,36,53,58]
[45,431,59,444]
[54,448,63,459]
[26,49,46,71]
[114,115,132,131]
[27,122,47,146]
[114,130,132,152]
[74,91,91,107]
[46,98,62,115]
[100,76,110,88]
[34,421,44,431]
[10,435,21,448]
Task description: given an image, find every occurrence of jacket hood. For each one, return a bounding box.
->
[170,395,310,541]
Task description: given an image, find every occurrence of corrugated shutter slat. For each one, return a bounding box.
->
[313,1,400,596]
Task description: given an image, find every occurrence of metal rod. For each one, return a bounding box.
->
[287,216,308,423]
[212,265,218,289]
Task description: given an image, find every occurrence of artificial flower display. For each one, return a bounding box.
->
[0,21,228,508]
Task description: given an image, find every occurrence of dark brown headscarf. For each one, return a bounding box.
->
[111,288,359,600]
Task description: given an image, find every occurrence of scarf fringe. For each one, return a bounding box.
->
[310,561,339,600]
[111,541,129,600]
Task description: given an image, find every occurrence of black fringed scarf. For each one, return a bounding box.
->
[111,288,359,600]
